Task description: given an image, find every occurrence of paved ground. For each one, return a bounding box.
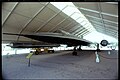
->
[2,50,118,79]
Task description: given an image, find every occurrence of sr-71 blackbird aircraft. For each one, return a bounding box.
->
[3,30,92,46]
[3,30,109,55]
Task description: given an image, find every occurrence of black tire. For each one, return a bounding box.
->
[52,50,54,53]
[72,51,77,56]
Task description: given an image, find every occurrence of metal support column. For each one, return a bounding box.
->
[15,49,17,55]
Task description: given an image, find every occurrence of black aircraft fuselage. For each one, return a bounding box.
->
[3,32,92,46]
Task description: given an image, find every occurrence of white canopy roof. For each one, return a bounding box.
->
[2,2,118,44]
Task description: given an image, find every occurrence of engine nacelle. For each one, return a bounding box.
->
[100,40,108,46]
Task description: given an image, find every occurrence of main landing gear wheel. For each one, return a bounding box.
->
[72,46,78,56]
[72,51,77,56]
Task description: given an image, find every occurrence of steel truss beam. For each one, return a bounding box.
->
[2,2,19,26]
[17,2,50,41]
[85,14,118,24]
[79,7,118,17]
[48,12,76,32]
[35,5,68,33]
[90,20,118,30]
